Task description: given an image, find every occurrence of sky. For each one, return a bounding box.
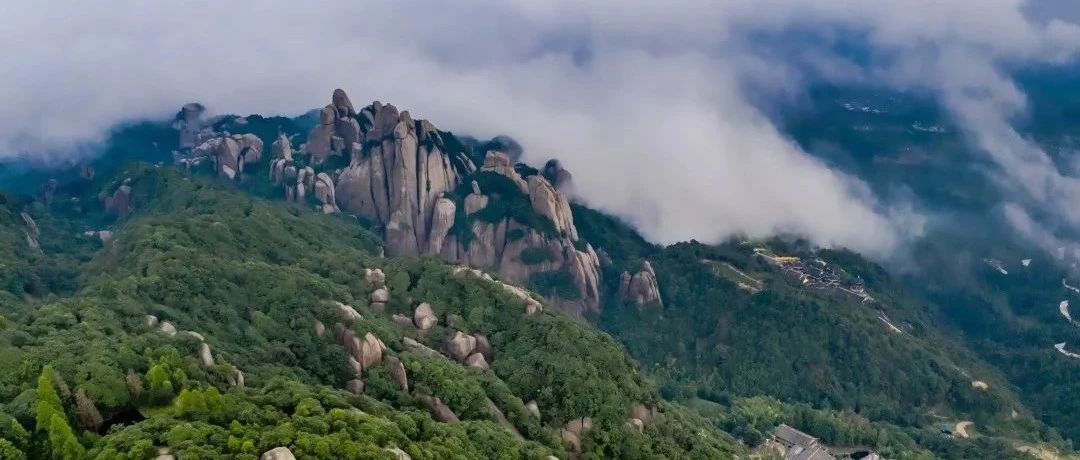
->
[2,0,1080,257]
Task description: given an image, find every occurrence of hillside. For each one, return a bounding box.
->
[1,89,1077,459]
[0,166,741,459]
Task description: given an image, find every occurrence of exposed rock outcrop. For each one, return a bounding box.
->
[369,288,390,311]
[190,133,263,180]
[465,353,489,370]
[198,343,215,367]
[21,212,43,255]
[418,393,459,422]
[413,303,437,330]
[526,400,540,419]
[387,356,409,392]
[620,261,662,307]
[302,89,360,165]
[100,182,133,216]
[359,332,386,369]
[345,379,365,395]
[260,447,297,460]
[444,331,477,362]
[334,301,363,322]
[385,447,411,460]
[172,92,604,314]
[175,103,207,149]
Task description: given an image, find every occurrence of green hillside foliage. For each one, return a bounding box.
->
[0,166,742,459]
[573,204,1075,459]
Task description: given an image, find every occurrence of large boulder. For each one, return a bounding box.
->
[387,356,409,392]
[359,333,386,369]
[260,447,295,457]
[622,261,662,307]
[444,331,477,362]
[314,173,339,214]
[465,353,489,370]
[364,268,386,288]
[413,303,437,330]
[384,447,411,460]
[345,379,364,395]
[419,394,459,422]
[473,334,493,361]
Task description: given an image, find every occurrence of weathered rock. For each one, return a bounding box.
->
[465,353,489,370]
[427,197,455,254]
[332,88,357,118]
[413,303,437,330]
[392,314,414,328]
[419,394,459,422]
[145,315,159,328]
[159,321,177,336]
[198,343,215,367]
[384,447,411,460]
[260,447,297,460]
[175,103,206,149]
[185,331,205,342]
[403,337,441,357]
[233,133,264,165]
[336,302,362,322]
[370,287,390,303]
[565,417,593,434]
[387,356,409,392]
[560,429,581,452]
[527,174,578,240]
[463,181,489,215]
[542,159,573,190]
[345,379,365,395]
[314,173,339,214]
[359,333,386,369]
[630,403,657,425]
[97,230,114,243]
[347,356,363,377]
[336,97,475,257]
[444,331,477,362]
[481,151,527,192]
[227,367,245,388]
[628,418,645,433]
[101,184,133,216]
[313,320,326,337]
[304,105,338,164]
[364,268,386,288]
[526,400,540,419]
[473,334,493,361]
[485,397,524,440]
[154,447,176,460]
[20,212,38,238]
[624,261,662,307]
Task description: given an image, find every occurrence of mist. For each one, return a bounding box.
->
[3,0,1079,257]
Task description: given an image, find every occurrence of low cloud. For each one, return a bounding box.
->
[3,1,1079,256]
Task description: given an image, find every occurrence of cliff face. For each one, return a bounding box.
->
[181,90,601,314]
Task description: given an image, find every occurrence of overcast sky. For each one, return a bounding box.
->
[3,0,1080,256]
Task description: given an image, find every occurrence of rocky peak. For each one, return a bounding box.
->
[167,90,602,314]
[175,102,207,149]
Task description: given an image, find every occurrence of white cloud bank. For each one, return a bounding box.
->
[2,0,1079,256]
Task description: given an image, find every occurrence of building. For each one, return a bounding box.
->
[773,424,836,460]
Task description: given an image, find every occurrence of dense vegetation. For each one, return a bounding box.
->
[573,204,1077,459]
[0,167,742,459]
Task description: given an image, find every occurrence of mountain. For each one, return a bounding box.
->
[0,88,1077,459]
